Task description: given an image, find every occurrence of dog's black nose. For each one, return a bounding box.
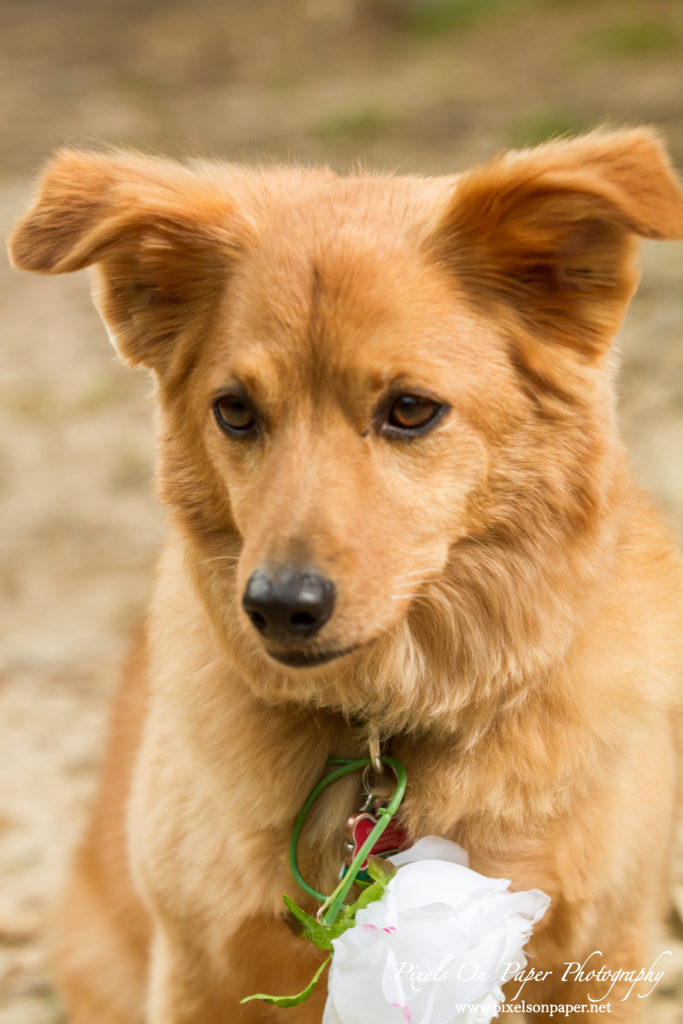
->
[242,568,336,645]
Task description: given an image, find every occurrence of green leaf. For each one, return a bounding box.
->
[366,855,397,886]
[321,907,359,941]
[343,868,392,915]
[282,892,315,926]
[349,880,385,912]
[303,918,335,950]
[282,893,335,951]
[240,954,332,1008]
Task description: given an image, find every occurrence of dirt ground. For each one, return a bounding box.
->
[1,1,682,1021]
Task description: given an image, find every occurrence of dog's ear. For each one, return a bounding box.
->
[8,148,243,370]
[428,128,683,357]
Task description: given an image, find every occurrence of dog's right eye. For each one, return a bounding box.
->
[213,394,259,437]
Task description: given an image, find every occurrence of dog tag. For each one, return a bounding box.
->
[343,811,408,869]
[341,762,408,876]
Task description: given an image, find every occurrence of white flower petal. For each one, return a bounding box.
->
[381,944,409,1008]
[322,992,344,1024]
[328,932,408,1023]
[412,981,438,1024]
[389,836,469,868]
[358,883,399,931]
[389,859,509,915]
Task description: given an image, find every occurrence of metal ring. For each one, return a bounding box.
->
[362,761,398,799]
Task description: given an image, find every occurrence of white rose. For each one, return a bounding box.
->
[322,837,550,1024]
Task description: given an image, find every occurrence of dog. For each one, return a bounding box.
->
[8,128,683,1023]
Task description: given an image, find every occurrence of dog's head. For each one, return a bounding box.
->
[9,131,683,728]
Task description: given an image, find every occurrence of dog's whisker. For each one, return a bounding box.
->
[393,567,442,580]
[391,582,437,592]
[393,585,436,593]
[392,582,436,591]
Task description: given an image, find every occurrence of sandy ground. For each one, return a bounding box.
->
[1,2,682,1021]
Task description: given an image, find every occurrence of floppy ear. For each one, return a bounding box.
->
[428,128,683,358]
[8,148,242,370]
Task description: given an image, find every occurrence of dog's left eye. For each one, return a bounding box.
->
[382,394,447,437]
[213,394,258,437]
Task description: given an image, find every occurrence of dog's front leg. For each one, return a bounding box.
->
[128,710,329,1023]
[147,924,222,1024]
[146,916,327,1024]
[146,922,278,1024]
[128,733,253,1023]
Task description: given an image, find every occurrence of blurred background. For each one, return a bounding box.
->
[0,1,682,1021]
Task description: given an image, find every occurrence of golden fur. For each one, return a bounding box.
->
[8,128,683,1023]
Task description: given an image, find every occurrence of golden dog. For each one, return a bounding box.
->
[8,128,683,1023]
